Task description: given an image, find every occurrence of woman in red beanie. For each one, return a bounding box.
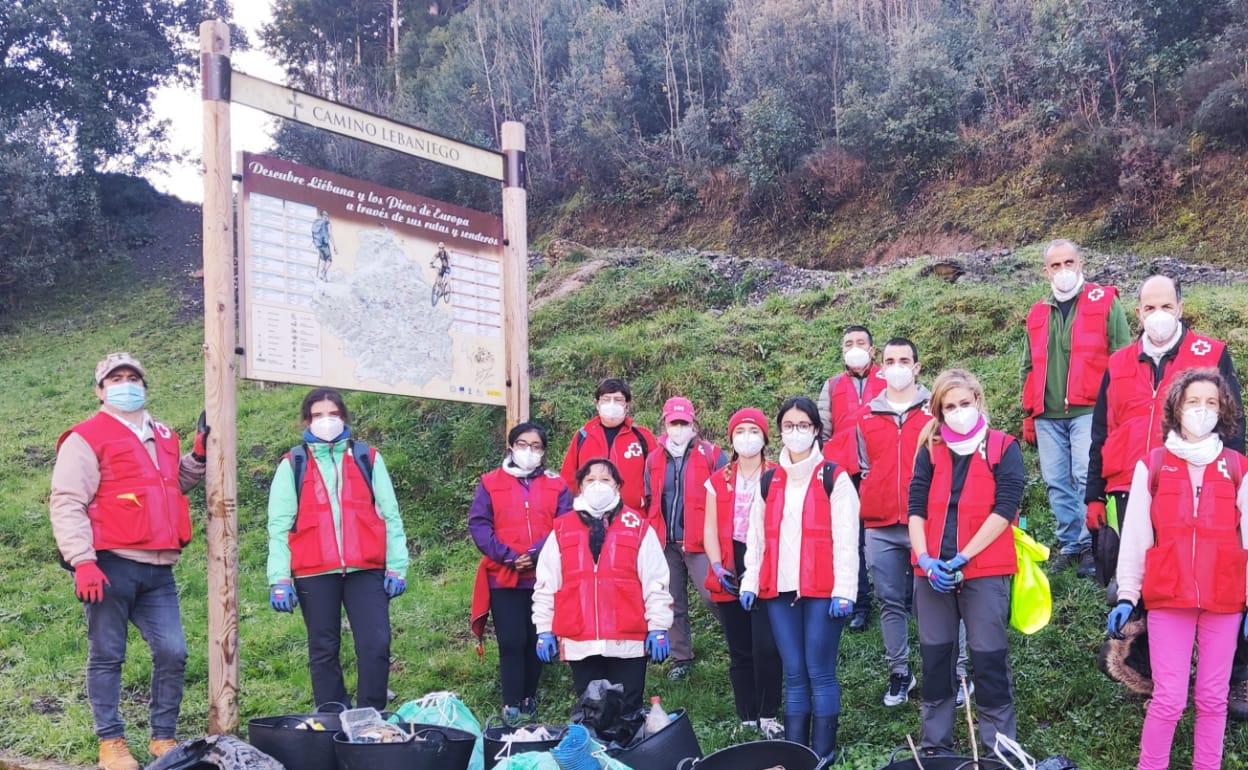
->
[702,407,784,738]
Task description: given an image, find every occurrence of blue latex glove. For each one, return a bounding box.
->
[829,598,855,619]
[711,562,739,596]
[383,571,406,599]
[646,630,670,663]
[1107,601,1135,639]
[536,632,558,663]
[739,591,756,611]
[944,553,969,572]
[918,554,956,593]
[270,581,297,612]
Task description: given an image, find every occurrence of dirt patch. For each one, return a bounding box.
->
[864,230,1006,265]
[123,197,205,323]
[531,258,610,310]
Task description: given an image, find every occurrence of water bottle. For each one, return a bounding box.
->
[644,696,669,736]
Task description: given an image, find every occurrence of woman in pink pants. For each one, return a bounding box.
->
[1108,368,1248,770]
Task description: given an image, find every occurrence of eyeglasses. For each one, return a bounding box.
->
[780,422,815,434]
[513,440,544,451]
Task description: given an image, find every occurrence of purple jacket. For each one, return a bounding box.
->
[468,466,574,589]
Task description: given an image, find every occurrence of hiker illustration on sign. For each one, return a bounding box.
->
[311,210,337,281]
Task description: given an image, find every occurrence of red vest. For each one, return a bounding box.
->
[1100,331,1226,493]
[560,418,656,511]
[915,431,1018,580]
[1022,282,1118,417]
[645,439,722,551]
[287,446,386,577]
[825,368,885,473]
[858,406,933,528]
[551,508,651,641]
[59,412,192,552]
[1141,448,1247,614]
[704,461,775,603]
[479,468,567,587]
[757,461,845,599]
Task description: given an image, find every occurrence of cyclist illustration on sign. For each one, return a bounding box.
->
[431,241,452,307]
[311,210,337,281]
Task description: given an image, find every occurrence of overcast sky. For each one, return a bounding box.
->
[145,2,281,202]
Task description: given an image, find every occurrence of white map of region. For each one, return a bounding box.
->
[314,228,454,386]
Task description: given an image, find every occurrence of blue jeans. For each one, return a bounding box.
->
[764,593,845,717]
[84,553,187,739]
[1035,413,1093,554]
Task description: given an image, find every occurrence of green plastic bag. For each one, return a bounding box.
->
[389,692,484,770]
[1010,526,1052,635]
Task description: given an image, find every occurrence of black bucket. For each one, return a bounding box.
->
[676,740,818,770]
[878,747,1009,770]
[607,708,702,770]
[333,723,477,770]
[482,724,565,769]
[247,712,343,770]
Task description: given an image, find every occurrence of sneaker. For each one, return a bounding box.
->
[520,697,538,721]
[883,672,916,707]
[147,739,178,759]
[956,680,975,707]
[1049,551,1079,573]
[98,738,139,770]
[1077,548,1097,579]
[758,717,785,740]
[848,609,870,632]
[668,661,693,681]
[502,705,521,725]
[1229,680,1248,722]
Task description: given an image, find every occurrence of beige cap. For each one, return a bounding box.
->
[95,352,146,385]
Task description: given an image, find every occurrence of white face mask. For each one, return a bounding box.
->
[598,401,626,422]
[843,346,871,370]
[310,416,345,442]
[944,406,980,435]
[732,433,765,458]
[1051,268,1080,294]
[884,364,915,391]
[782,430,816,455]
[1181,407,1219,439]
[512,447,543,471]
[581,481,619,516]
[1143,309,1179,344]
[666,424,694,448]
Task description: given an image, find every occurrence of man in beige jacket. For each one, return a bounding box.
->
[49,353,207,770]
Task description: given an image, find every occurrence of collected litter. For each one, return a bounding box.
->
[341,707,411,743]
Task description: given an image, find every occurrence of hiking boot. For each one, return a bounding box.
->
[668,661,693,681]
[1229,680,1248,722]
[784,711,811,746]
[520,696,538,721]
[956,680,975,708]
[848,609,870,632]
[883,672,916,707]
[1076,548,1097,579]
[1049,550,1079,573]
[148,739,177,759]
[758,717,784,740]
[98,738,139,770]
[502,705,521,725]
[811,715,839,761]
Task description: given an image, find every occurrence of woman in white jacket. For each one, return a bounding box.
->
[740,396,860,761]
[531,459,674,713]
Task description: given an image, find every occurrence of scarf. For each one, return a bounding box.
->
[501,455,542,479]
[1141,322,1184,365]
[1052,272,1086,303]
[574,506,619,562]
[941,418,989,456]
[1163,430,1223,468]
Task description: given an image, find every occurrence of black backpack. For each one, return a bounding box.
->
[287,440,376,511]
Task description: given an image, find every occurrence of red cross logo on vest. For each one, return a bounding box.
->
[624,442,643,459]
[1219,458,1231,480]
[1087,288,1105,302]
[1191,340,1213,356]
[155,421,171,439]
[621,511,641,528]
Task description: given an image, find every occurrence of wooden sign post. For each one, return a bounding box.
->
[197,18,528,733]
[199,19,240,735]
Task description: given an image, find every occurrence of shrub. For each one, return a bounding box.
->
[1194,77,1248,147]
[1037,125,1120,195]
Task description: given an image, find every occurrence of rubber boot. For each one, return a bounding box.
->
[812,714,839,762]
[784,711,811,746]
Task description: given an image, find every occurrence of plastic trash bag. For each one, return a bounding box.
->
[146,735,284,770]
[390,691,484,770]
[569,679,645,749]
[1010,526,1052,635]
[495,752,561,770]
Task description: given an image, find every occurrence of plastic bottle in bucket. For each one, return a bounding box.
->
[644,697,669,737]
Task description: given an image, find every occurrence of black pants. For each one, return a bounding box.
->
[491,588,542,707]
[715,540,783,721]
[295,569,391,710]
[569,656,648,714]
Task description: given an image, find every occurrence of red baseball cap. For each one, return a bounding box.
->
[728,407,769,439]
[661,396,696,423]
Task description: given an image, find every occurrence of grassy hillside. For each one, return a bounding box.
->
[2,248,1247,769]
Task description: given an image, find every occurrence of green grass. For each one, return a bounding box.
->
[1,251,1247,768]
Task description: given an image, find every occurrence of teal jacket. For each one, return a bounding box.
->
[266,440,408,585]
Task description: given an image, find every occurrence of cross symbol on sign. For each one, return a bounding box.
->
[287,91,306,121]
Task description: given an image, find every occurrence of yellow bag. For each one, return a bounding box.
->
[1010,526,1052,635]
